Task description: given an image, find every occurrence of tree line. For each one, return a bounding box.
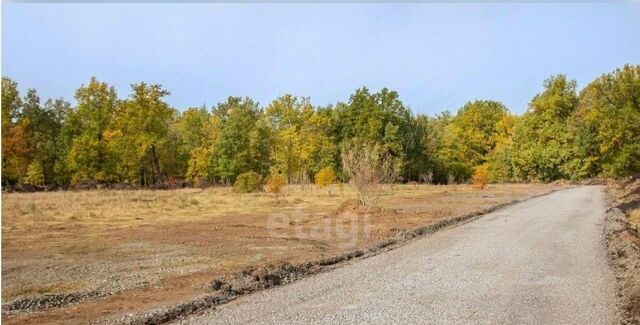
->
[2,64,639,188]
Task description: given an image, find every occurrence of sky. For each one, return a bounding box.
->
[2,3,639,115]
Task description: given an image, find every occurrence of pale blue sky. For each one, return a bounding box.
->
[2,3,639,115]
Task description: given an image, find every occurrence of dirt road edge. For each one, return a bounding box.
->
[604,185,640,324]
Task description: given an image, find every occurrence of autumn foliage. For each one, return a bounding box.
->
[2,64,639,188]
[472,165,488,190]
[314,166,335,188]
[265,169,286,198]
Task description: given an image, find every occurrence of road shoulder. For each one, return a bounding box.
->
[605,179,640,324]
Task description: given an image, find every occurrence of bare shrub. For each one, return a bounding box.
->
[447,173,456,185]
[299,171,310,192]
[419,170,433,184]
[341,143,398,207]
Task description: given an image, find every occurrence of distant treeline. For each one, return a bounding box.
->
[2,64,639,188]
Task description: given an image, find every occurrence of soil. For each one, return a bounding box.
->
[605,176,640,324]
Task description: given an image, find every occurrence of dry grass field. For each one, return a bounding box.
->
[1,183,561,324]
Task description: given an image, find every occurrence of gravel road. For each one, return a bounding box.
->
[180,186,615,324]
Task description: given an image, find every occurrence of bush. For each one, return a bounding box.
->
[472,165,488,189]
[234,171,263,193]
[419,171,433,184]
[265,169,286,198]
[315,167,336,187]
[341,142,398,207]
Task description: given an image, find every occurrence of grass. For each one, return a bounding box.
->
[3,185,360,229]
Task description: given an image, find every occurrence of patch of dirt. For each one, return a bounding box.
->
[334,199,362,215]
[334,198,398,217]
[605,175,640,324]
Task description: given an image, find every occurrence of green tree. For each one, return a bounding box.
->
[173,106,212,179]
[39,98,70,184]
[66,77,118,182]
[265,95,334,183]
[441,100,509,180]
[15,90,69,185]
[418,112,453,183]
[209,97,271,183]
[575,64,640,177]
[511,75,578,181]
[108,83,175,185]
[177,107,212,152]
[333,87,411,180]
[20,89,41,160]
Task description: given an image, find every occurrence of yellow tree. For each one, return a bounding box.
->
[441,100,509,180]
[266,95,337,184]
[265,95,306,183]
[486,114,518,181]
